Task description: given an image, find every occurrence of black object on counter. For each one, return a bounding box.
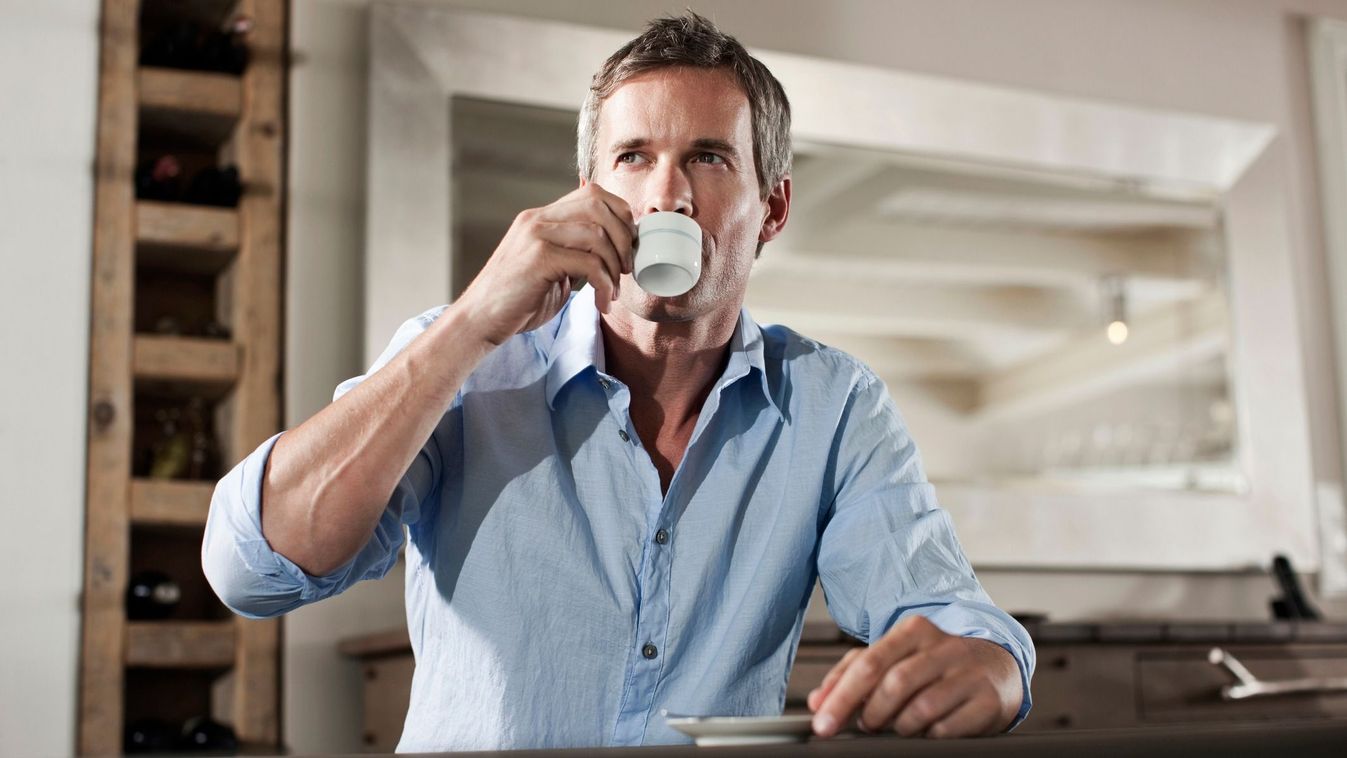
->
[1269,553,1321,620]
[126,570,182,620]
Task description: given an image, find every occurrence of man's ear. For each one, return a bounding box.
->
[759,176,791,244]
[578,175,588,189]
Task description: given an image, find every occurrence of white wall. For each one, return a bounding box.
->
[0,2,99,756]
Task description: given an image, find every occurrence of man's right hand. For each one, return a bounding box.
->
[455,182,637,346]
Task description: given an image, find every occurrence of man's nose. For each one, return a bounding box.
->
[644,162,694,217]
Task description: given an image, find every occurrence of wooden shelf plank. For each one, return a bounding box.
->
[138,67,242,146]
[125,621,236,668]
[130,478,214,527]
[133,335,239,387]
[137,201,239,255]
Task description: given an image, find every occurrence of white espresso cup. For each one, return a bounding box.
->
[634,211,702,297]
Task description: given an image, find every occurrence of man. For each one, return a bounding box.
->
[203,12,1033,750]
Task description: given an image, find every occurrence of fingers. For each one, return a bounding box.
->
[545,245,616,314]
[534,220,624,296]
[812,617,937,738]
[807,647,862,712]
[913,684,1002,739]
[890,675,973,737]
[542,185,637,274]
[856,650,944,733]
[811,648,893,737]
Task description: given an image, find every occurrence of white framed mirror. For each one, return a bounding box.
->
[365,4,1317,571]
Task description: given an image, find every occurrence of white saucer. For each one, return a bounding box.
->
[665,714,815,746]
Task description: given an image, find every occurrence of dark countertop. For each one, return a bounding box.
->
[316,720,1347,758]
[340,619,1347,659]
[1024,619,1347,644]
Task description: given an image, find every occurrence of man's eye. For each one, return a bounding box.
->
[693,153,725,165]
[616,152,642,164]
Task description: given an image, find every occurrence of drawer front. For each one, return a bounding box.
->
[1137,646,1347,723]
[360,655,415,752]
[1019,645,1140,732]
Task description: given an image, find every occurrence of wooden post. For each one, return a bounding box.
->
[79,0,139,754]
[228,0,287,747]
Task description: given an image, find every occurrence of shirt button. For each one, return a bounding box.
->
[618,429,630,442]
[598,377,612,390]
[642,643,658,659]
[654,529,669,545]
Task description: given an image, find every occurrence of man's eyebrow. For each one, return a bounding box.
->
[692,138,740,159]
[610,138,648,154]
[608,137,742,159]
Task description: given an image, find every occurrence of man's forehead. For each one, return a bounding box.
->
[596,67,752,146]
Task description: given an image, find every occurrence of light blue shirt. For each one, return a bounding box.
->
[203,288,1034,751]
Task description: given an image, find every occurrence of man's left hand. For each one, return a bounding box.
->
[807,615,1022,739]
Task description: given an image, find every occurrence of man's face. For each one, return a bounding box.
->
[589,66,786,324]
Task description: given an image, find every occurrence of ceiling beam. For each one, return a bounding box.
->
[973,291,1229,421]
[746,273,1088,341]
[763,219,1212,291]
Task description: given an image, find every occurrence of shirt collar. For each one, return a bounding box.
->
[542,286,783,421]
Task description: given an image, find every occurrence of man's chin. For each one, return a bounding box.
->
[622,289,700,322]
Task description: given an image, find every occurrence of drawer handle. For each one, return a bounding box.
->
[1208,647,1347,700]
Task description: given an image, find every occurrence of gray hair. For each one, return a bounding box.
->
[576,11,792,201]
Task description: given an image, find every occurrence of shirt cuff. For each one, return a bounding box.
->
[203,431,386,618]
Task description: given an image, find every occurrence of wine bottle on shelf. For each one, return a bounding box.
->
[149,406,190,480]
[177,716,238,753]
[153,315,183,336]
[200,319,232,340]
[139,20,199,70]
[125,718,175,753]
[183,165,242,208]
[140,15,253,75]
[184,397,221,481]
[202,15,254,75]
[126,570,182,621]
[135,155,184,202]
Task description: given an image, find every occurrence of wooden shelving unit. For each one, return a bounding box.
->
[80,0,287,754]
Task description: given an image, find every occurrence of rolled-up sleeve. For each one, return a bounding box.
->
[202,306,449,619]
[817,372,1036,728]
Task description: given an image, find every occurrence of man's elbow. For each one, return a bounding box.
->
[201,539,301,619]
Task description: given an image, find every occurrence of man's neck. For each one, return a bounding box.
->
[599,303,739,426]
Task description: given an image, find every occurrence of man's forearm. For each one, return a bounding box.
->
[260,304,495,576]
